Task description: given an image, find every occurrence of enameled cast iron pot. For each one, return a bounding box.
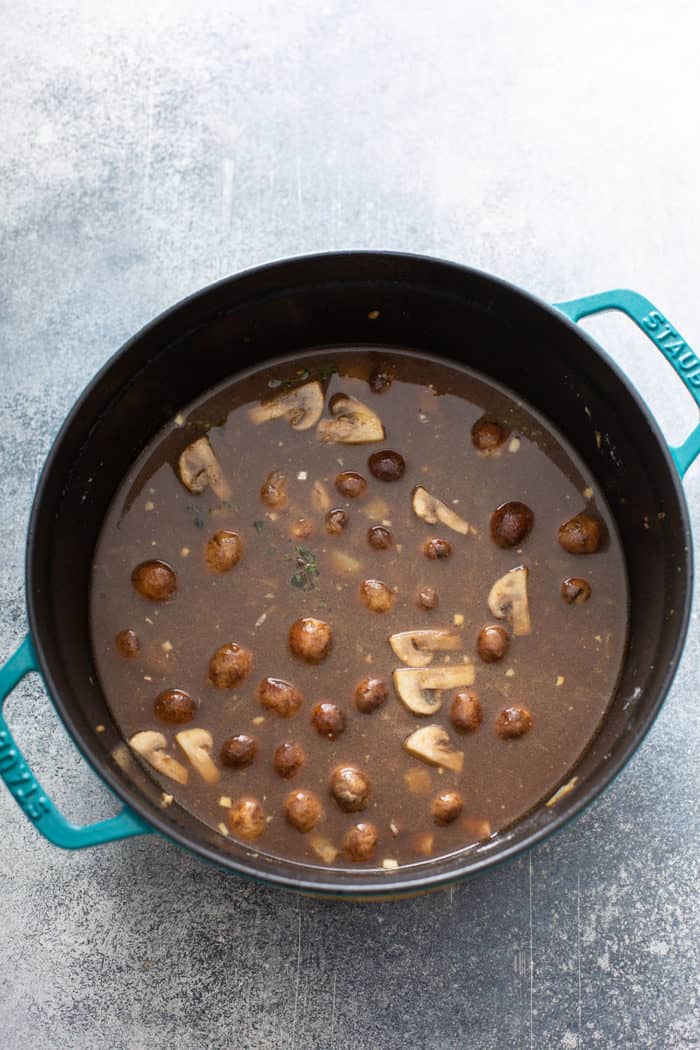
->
[1,252,698,899]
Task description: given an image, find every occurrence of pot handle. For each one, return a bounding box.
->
[0,635,150,848]
[554,289,700,477]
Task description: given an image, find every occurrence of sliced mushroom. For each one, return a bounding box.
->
[175,728,220,785]
[393,665,475,715]
[248,381,324,431]
[129,731,188,785]
[487,565,531,636]
[317,393,385,444]
[308,832,340,864]
[389,629,462,667]
[310,479,332,513]
[404,725,464,773]
[411,486,469,535]
[330,549,363,575]
[178,437,231,500]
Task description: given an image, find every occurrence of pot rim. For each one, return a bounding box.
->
[25,250,694,896]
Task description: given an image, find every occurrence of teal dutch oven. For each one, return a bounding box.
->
[1,253,698,898]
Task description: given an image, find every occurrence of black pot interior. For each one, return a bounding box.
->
[27,253,692,894]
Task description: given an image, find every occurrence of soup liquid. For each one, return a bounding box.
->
[91,350,628,871]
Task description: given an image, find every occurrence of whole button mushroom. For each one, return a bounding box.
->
[359,578,395,613]
[131,560,177,601]
[285,788,323,832]
[311,702,346,740]
[450,690,482,733]
[471,417,507,454]
[495,706,533,739]
[354,676,389,714]
[220,733,258,769]
[205,530,242,572]
[115,628,140,658]
[335,471,368,498]
[154,688,196,725]
[561,577,592,604]
[477,624,510,663]
[490,501,534,548]
[432,790,464,825]
[417,585,439,610]
[368,524,393,550]
[344,822,379,861]
[325,508,349,535]
[423,537,452,560]
[289,618,333,663]
[273,740,306,778]
[260,469,288,508]
[558,513,603,554]
[257,677,304,717]
[228,797,266,841]
[208,643,252,688]
[329,765,371,812]
[368,450,406,482]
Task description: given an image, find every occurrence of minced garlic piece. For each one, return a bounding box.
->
[556,675,565,687]
[217,822,229,836]
[382,858,399,870]
[219,796,232,809]
[161,793,174,807]
[453,613,464,626]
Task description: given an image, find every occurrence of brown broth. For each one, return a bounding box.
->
[90,348,628,871]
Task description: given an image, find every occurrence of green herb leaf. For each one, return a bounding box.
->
[253,519,264,534]
[286,544,320,592]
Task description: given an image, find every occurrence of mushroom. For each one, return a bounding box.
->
[175,728,220,784]
[248,381,324,431]
[178,437,231,500]
[129,731,189,785]
[311,479,332,513]
[487,565,531,636]
[389,629,462,667]
[392,665,475,715]
[411,486,469,535]
[316,393,385,444]
[403,725,464,773]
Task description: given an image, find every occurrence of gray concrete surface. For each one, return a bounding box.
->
[1,2,699,1048]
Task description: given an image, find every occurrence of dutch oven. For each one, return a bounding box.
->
[1,252,697,898]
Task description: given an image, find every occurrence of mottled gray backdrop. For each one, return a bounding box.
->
[1,2,698,1048]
